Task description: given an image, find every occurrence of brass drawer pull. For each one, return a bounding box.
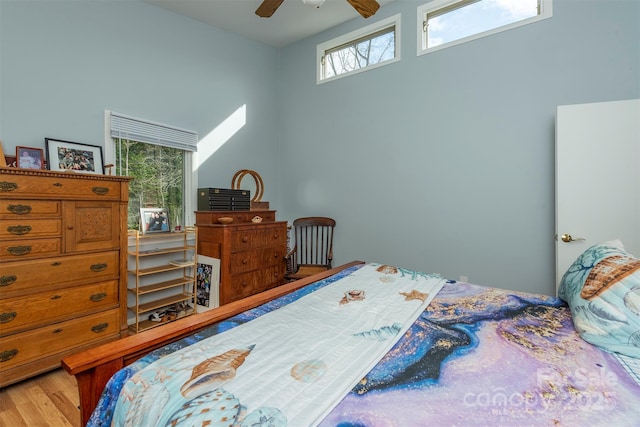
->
[242,236,249,243]
[51,261,62,266]
[92,187,109,195]
[0,349,18,362]
[0,312,17,324]
[90,263,107,272]
[7,204,32,215]
[90,292,107,302]
[7,225,32,235]
[53,328,63,333]
[8,246,31,256]
[91,323,109,333]
[50,295,62,300]
[53,183,63,187]
[0,182,18,192]
[0,275,17,287]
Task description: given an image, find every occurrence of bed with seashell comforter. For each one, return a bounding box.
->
[63,245,640,426]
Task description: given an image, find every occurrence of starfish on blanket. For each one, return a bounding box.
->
[400,289,428,302]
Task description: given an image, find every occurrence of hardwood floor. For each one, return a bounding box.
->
[0,369,80,427]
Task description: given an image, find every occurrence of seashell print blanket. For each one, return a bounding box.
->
[89,264,640,426]
[106,263,445,427]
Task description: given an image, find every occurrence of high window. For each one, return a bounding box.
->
[317,14,401,84]
[105,111,198,231]
[417,0,552,55]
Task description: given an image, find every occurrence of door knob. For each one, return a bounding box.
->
[561,233,585,243]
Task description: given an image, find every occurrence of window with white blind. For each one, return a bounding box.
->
[417,0,552,55]
[105,111,198,230]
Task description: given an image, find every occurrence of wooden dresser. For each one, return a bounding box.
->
[0,168,130,387]
[196,210,287,305]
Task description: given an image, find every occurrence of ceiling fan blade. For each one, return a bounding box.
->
[256,0,285,18]
[346,0,380,18]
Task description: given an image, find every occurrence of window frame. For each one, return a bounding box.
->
[317,14,401,84]
[416,0,553,56]
[103,110,198,229]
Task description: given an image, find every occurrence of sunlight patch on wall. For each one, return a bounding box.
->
[196,104,246,169]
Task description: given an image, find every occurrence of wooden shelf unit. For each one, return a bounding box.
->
[127,227,197,333]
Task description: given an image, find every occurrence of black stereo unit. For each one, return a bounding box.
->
[197,188,251,211]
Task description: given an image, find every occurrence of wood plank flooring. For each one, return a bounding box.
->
[0,369,80,427]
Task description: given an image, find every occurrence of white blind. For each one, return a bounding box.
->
[110,112,198,152]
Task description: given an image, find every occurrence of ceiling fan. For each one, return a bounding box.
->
[256,0,380,19]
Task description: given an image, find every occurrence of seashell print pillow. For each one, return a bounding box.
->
[558,239,640,358]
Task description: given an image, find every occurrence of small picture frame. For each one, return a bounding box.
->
[45,137,104,174]
[16,146,45,170]
[140,208,171,235]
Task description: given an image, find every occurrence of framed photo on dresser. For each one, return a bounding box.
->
[45,137,104,174]
[16,146,44,170]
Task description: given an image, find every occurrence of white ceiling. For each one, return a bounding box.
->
[144,0,396,48]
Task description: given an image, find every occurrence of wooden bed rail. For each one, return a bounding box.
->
[62,261,364,426]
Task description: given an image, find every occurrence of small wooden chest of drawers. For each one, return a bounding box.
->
[196,213,287,305]
[0,168,130,387]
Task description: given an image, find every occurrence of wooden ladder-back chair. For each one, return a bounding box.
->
[285,216,336,281]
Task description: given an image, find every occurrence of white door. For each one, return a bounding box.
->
[555,99,640,293]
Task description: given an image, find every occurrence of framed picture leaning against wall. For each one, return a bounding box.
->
[45,138,104,174]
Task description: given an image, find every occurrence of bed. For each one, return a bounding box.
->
[62,242,640,426]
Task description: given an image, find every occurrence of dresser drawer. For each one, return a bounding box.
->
[0,218,62,240]
[230,247,285,273]
[0,174,121,201]
[0,280,118,334]
[0,309,119,370]
[227,265,285,302]
[0,200,61,218]
[0,251,119,297]
[0,238,61,261]
[230,226,286,251]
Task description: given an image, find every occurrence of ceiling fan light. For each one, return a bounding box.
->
[302,0,326,8]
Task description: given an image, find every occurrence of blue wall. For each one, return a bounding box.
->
[277,0,640,295]
[1,0,638,295]
[0,0,283,208]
